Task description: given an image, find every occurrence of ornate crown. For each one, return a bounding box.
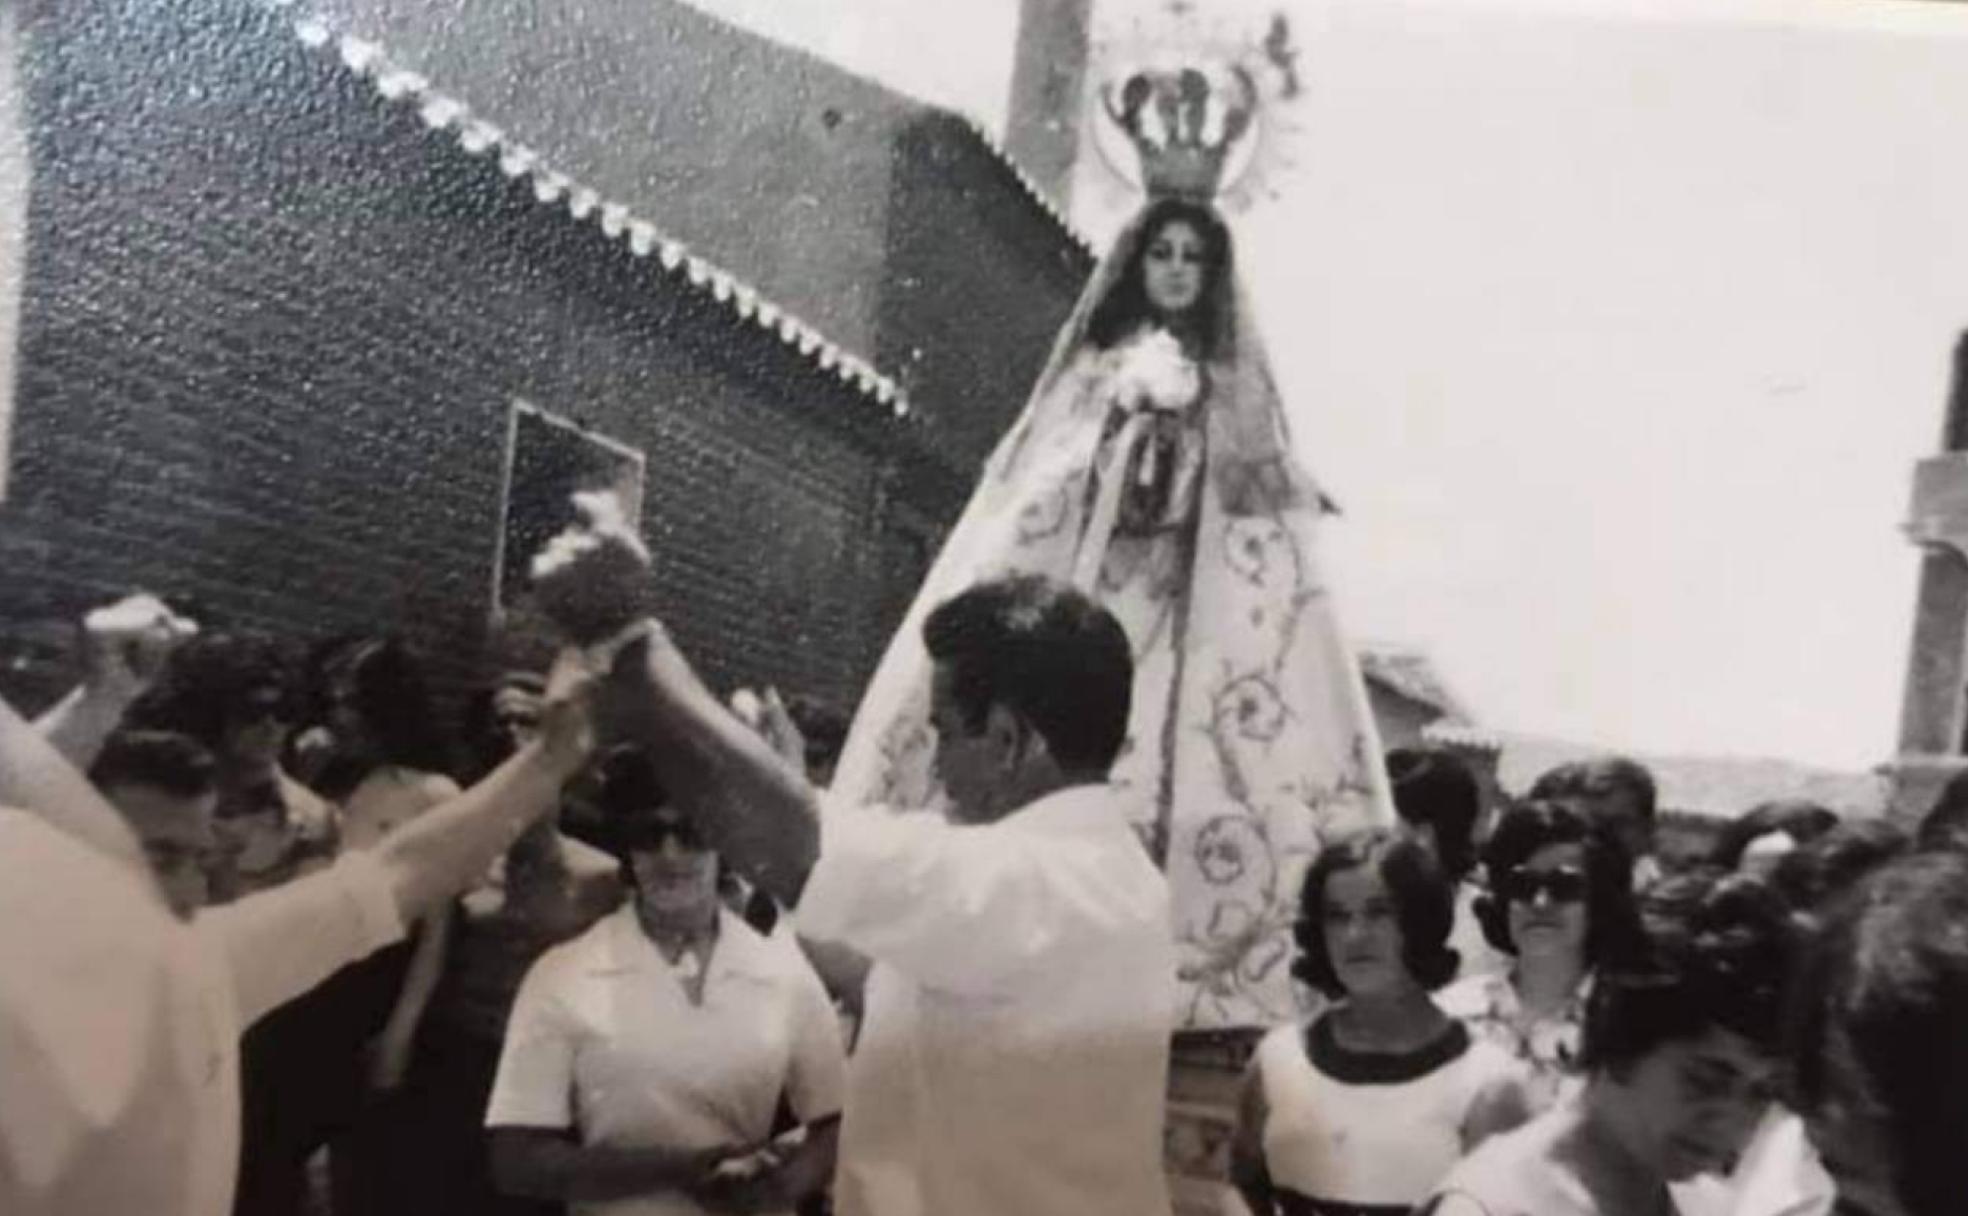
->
[1100,64,1257,202]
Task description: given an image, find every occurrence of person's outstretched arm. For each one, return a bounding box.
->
[371,658,593,922]
[203,659,598,1028]
[35,594,196,772]
[0,695,144,868]
[530,494,820,906]
[5,595,194,866]
[611,630,820,906]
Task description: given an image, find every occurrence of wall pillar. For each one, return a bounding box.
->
[1004,0,1092,211]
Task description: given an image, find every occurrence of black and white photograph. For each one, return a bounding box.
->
[3,2,1968,1215]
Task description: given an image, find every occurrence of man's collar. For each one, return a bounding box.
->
[997,781,1129,836]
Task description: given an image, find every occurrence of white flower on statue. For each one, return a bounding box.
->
[1111,328,1201,413]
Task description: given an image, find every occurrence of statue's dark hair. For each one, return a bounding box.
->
[1084,198,1232,359]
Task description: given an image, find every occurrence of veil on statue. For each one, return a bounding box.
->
[830,109,1393,1031]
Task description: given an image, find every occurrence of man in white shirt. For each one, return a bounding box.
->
[531,502,1177,1216]
[0,598,604,1216]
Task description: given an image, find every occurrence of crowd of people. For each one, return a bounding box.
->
[2,503,1966,1216]
[5,89,1967,1216]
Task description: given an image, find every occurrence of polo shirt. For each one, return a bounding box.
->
[485,906,846,1216]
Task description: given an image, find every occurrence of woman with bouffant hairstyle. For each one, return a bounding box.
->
[1230,828,1527,1215]
[1440,799,1642,1112]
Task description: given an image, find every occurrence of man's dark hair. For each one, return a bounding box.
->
[122,632,296,749]
[1526,760,1590,802]
[1292,827,1459,997]
[922,576,1133,775]
[88,730,218,799]
[1769,818,1910,917]
[1581,871,1791,1076]
[1474,798,1643,968]
[1386,747,1482,881]
[1788,853,1968,1216]
[1712,799,1840,872]
[1580,756,1659,827]
[1916,768,1968,853]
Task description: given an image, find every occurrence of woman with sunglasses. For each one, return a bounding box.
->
[1420,872,1791,1216]
[1440,799,1644,1114]
[1229,828,1529,1216]
[487,746,845,1216]
[301,637,467,1216]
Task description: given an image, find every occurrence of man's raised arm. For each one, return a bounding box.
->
[531,493,821,906]
[35,593,196,772]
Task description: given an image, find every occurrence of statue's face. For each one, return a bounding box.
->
[1143,219,1207,317]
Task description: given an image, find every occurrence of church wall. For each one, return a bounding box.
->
[877,109,1093,475]
[0,0,951,717]
[306,0,1091,485]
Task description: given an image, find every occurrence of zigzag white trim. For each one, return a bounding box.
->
[956,115,1095,257]
[288,15,914,421]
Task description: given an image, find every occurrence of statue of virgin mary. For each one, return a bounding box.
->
[831,168,1392,1029]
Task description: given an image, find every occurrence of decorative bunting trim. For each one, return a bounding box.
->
[956,116,1094,257]
[289,15,914,421]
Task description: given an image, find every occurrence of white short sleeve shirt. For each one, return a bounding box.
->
[486,906,847,1216]
[796,784,1177,1216]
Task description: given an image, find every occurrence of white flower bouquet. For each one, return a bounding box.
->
[1093,328,1206,535]
[1110,327,1202,413]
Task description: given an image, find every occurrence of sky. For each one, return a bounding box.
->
[681,0,1968,771]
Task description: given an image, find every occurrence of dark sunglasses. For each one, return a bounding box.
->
[616,812,707,855]
[1497,866,1588,905]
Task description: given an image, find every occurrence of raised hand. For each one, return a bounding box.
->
[36,593,199,771]
[729,687,809,778]
[529,490,653,646]
[79,592,197,701]
[757,688,807,774]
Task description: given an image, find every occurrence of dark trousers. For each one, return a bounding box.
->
[232,945,409,1216]
[331,1025,562,1216]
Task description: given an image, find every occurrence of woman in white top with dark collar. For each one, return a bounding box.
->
[487,746,845,1216]
[1229,828,1530,1216]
